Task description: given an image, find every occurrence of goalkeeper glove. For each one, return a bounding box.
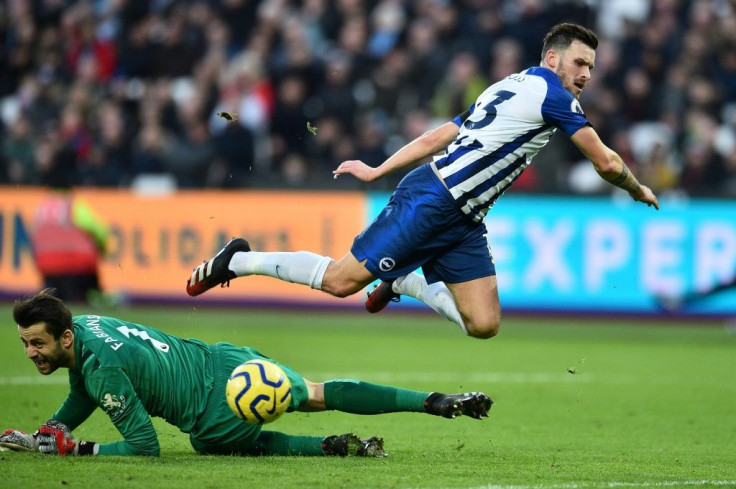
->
[35,420,98,456]
[0,429,39,452]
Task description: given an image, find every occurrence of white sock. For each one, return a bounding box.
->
[229,251,332,290]
[392,273,467,334]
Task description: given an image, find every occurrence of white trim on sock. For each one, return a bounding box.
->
[308,255,331,290]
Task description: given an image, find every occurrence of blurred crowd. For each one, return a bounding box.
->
[1,0,735,197]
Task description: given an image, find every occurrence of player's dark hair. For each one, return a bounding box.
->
[13,288,73,339]
[541,23,598,59]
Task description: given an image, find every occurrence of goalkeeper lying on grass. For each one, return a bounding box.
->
[0,289,491,457]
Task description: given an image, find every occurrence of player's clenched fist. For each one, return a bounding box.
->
[35,420,97,455]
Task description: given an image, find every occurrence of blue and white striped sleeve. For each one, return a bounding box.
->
[451,104,476,127]
[540,86,591,137]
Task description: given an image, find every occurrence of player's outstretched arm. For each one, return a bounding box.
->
[333,121,460,182]
[571,126,660,210]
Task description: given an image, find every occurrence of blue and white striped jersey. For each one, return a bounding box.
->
[433,66,590,223]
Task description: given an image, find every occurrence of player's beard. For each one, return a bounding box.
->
[33,341,71,375]
[555,65,581,99]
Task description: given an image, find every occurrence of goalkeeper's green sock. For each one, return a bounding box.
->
[246,431,326,456]
[324,380,430,414]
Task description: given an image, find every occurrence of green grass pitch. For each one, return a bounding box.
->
[1,303,735,489]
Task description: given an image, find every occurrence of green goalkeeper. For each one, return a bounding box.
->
[0,289,491,457]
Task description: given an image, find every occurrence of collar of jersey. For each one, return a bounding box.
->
[523,66,563,86]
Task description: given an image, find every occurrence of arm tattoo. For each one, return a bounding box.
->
[611,165,629,185]
[607,163,642,195]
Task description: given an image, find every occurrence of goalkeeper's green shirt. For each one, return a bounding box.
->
[53,315,215,456]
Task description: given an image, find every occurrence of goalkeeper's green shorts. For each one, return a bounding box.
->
[188,342,308,454]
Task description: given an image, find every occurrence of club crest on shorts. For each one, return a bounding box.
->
[379,257,396,272]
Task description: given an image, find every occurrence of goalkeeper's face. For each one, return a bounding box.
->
[18,323,74,375]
